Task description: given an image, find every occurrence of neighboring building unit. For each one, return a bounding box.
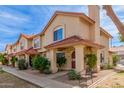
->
[110,46,124,60]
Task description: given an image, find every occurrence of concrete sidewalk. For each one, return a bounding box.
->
[1,66,73,88]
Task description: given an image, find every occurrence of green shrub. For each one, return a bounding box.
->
[11,56,18,67]
[18,59,28,70]
[85,54,97,71]
[112,54,119,66]
[32,55,41,70]
[101,63,113,70]
[32,55,51,73]
[68,70,80,80]
[0,54,6,65]
[57,56,66,70]
[4,58,9,66]
[107,64,113,69]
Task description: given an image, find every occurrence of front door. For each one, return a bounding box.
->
[71,51,75,68]
[29,55,34,67]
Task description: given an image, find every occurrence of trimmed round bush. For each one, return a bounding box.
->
[18,59,28,70]
[32,55,51,73]
[4,58,9,66]
[68,70,80,80]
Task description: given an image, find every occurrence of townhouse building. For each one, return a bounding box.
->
[5,5,113,73]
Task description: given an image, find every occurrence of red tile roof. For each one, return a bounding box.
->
[12,33,35,46]
[100,27,113,38]
[6,47,38,57]
[45,35,104,49]
[5,44,12,51]
[26,47,38,55]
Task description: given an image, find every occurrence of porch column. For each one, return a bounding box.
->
[96,49,101,72]
[25,54,29,65]
[15,56,19,68]
[49,49,58,73]
[74,45,85,72]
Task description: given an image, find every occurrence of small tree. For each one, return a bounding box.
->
[0,53,6,65]
[118,33,124,42]
[18,59,28,70]
[68,69,80,80]
[4,58,9,66]
[112,54,119,66]
[11,56,18,67]
[85,54,97,72]
[32,55,42,70]
[57,56,66,70]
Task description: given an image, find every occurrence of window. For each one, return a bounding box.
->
[57,52,65,58]
[13,47,17,52]
[33,37,40,48]
[100,51,104,64]
[53,28,63,41]
[20,39,25,50]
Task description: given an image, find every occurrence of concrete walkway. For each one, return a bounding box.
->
[1,66,73,88]
[23,68,68,79]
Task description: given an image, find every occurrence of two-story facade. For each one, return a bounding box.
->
[5,34,37,66]
[5,5,112,73]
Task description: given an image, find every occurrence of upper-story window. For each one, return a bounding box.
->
[20,40,25,50]
[53,28,63,41]
[33,37,40,49]
[13,47,17,52]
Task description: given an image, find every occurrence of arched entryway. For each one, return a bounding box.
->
[29,54,36,67]
[29,55,33,67]
[71,51,75,68]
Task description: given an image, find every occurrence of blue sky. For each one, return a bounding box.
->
[0,5,124,51]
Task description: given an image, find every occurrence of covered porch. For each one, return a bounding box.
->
[45,36,104,73]
[15,47,38,67]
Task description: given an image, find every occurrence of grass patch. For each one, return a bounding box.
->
[96,71,124,88]
[115,71,124,76]
[112,85,124,88]
[97,85,124,88]
[0,70,38,88]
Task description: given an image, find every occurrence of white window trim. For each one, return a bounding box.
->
[13,46,17,53]
[20,39,26,50]
[53,27,65,42]
[33,36,41,49]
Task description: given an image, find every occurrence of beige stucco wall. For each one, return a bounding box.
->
[11,37,31,53]
[38,35,46,53]
[109,53,113,66]
[28,39,32,48]
[19,37,28,49]
[6,46,12,54]
[44,15,92,47]
[12,45,17,53]
[100,33,109,48]
[43,14,110,72]
[60,48,74,70]
[88,5,100,44]
[100,32,110,64]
